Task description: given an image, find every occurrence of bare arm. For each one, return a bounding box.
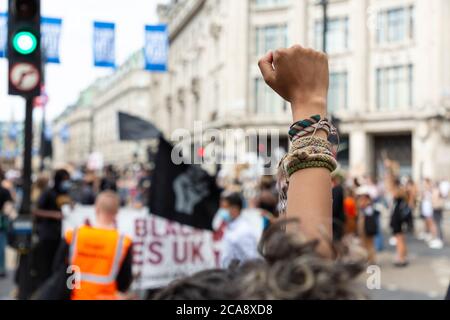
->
[259,46,333,256]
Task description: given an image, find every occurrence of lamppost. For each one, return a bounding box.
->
[317,0,329,54]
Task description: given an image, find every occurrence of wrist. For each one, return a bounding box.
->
[291,98,327,122]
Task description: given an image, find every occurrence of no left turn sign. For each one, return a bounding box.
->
[9,62,41,93]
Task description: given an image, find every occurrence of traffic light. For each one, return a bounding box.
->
[7,0,42,97]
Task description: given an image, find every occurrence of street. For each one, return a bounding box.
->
[361,215,450,300]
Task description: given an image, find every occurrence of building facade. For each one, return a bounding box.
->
[154,0,450,180]
[53,51,154,167]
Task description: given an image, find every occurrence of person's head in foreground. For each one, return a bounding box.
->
[154,220,367,300]
[95,191,120,228]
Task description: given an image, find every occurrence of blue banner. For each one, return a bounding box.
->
[0,13,7,58]
[144,25,168,72]
[42,17,63,64]
[93,21,116,68]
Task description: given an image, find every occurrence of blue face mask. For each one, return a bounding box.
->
[262,216,271,230]
[218,208,232,223]
[60,180,72,193]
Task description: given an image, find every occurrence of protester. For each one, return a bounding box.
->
[332,174,346,242]
[390,179,410,267]
[404,178,418,234]
[31,173,50,207]
[432,183,445,246]
[31,169,73,292]
[0,169,15,278]
[42,191,133,300]
[344,187,358,235]
[78,172,97,206]
[220,192,261,268]
[258,45,334,256]
[356,187,379,264]
[100,165,118,192]
[421,178,442,249]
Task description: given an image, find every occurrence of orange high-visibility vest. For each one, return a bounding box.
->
[65,226,132,300]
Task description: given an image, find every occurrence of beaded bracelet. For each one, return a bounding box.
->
[286,160,336,177]
[284,154,337,175]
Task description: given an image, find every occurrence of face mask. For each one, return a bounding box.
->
[218,208,232,223]
[262,216,271,231]
[60,180,72,192]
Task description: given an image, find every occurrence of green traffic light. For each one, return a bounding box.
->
[12,31,38,55]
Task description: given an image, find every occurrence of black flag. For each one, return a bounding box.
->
[118,112,161,141]
[149,137,221,231]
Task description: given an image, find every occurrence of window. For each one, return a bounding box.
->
[254,78,286,114]
[255,25,287,56]
[376,65,413,110]
[328,72,348,112]
[377,6,414,44]
[255,0,288,7]
[315,17,349,54]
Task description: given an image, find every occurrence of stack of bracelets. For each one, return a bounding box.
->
[279,115,339,182]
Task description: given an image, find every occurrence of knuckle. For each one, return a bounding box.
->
[291,44,302,51]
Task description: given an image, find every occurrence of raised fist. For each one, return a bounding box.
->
[258,45,329,121]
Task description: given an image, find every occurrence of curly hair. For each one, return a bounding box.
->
[154,219,367,300]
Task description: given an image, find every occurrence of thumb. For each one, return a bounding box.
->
[258,51,275,85]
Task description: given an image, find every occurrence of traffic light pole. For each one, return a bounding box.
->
[20,97,34,216]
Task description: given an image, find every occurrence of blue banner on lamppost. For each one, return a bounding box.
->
[0,12,7,58]
[144,25,168,72]
[42,17,63,64]
[93,21,116,68]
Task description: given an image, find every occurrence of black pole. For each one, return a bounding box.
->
[321,0,328,54]
[20,97,34,216]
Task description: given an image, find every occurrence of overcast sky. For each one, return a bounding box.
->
[0,0,168,122]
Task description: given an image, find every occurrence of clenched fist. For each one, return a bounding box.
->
[258,45,329,122]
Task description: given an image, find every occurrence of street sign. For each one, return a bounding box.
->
[9,62,40,92]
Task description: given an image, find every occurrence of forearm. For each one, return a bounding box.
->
[33,209,63,220]
[287,104,333,257]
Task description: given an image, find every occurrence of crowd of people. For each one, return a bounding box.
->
[0,45,449,300]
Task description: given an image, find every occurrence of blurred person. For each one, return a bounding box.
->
[79,175,97,206]
[390,179,410,267]
[404,177,418,234]
[135,167,152,208]
[344,187,358,235]
[420,178,441,249]
[220,192,261,268]
[100,165,118,192]
[356,187,379,264]
[31,173,50,206]
[0,169,16,278]
[36,191,133,300]
[332,174,346,243]
[31,169,73,292]
[432,183,445,246]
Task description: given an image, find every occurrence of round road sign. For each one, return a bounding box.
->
[9,62,40,92]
